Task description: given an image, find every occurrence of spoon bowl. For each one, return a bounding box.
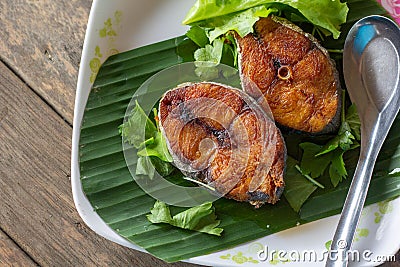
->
[326,15,400,267]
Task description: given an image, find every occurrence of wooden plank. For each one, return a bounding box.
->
[0,229,36,267]
[381,251,400,266]
[0,61,201,266]
[0,0,92,124]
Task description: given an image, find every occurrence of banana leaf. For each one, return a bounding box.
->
[79,0,400,263]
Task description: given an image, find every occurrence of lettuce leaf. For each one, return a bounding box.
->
[119,100,157,149]
[137,131,173,162]
[120,102,174,177]
[207,6,277,42]
[186,25,209,47]
[136,156,155,178]
[183,0,348,39]
[147,201,224,236]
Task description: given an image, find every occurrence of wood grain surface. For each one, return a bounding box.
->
[0,229,36,267]
[0,61,199,266]
[0,0,398,266]
[0,0,91,124]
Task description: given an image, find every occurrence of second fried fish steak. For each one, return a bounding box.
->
[236,16,341,134]
[159,82,286,207]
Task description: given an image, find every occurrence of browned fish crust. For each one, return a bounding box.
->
[236,16,341,134]
[159,82,286,207]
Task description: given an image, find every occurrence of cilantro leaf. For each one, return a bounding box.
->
[316,122,355,156]
[346,104,361,141]
[299,142,331,178]
[193,38,225,79]
[284,157,318,212]
[194,38,224,63]
[147,201,223,236]
[295,165,325,189]
[299,142,349,188]
[337,124,355,151]
[298,103,361,188]
[329,150,347,187]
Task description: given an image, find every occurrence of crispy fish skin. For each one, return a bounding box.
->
[236,16,341,134]
[159,82,286,207]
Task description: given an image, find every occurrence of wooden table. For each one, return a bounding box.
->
[0,0,398,266]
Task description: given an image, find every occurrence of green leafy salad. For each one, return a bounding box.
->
[120,0,358,226]
[184,0,348,68]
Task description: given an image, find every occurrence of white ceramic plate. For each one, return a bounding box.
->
[71,1,400,266]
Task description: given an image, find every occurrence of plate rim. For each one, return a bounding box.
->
[71,0,145,251]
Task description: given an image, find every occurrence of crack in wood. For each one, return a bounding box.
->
[0,227,40,266]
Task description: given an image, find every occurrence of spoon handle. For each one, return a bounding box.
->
[325,137,380,267]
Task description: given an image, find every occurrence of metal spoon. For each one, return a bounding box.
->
[326,15,400,267]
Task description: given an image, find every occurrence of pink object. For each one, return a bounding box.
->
[377,0,400,24]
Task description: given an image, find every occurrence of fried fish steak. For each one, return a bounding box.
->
[159,82,286,207]
[236,16,341,134]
